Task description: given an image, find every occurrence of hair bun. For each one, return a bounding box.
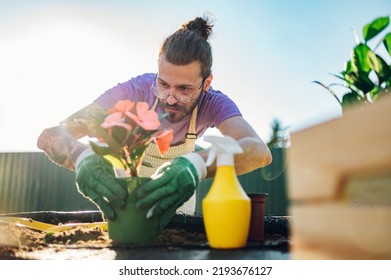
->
[181,14,214,40]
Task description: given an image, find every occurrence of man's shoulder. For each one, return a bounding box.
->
[115,73,156,94]
[198,86,241,119]
[201,87,233,103]
[124,73,155,85]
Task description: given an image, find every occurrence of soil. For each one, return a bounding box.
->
[0,213,290,259]
[0,223,208,254]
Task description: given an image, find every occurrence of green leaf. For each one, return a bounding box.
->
[369,86,384,102]
[384,33,391,56]
[367,51,391,84]
[342,93,361,104]
[334,72,357,92]
[363,16,389,42]
[90,141,113,157]
[351,44,371,74]
[344,70,374,94]
[312,80,342,105]
[341,91,362,111]
[103,154,124,169]
[94,127,122,152]
[344,60,352,72]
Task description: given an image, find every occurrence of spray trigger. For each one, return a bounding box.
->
[204,135,243,167]
[206,148,216,166]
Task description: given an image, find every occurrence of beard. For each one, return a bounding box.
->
[158,102,195,123]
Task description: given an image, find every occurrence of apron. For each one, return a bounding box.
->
[139,98,198,214]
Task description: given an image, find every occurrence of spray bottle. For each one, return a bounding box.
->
[202,135,251,249]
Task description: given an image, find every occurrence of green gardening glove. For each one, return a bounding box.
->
[75,149,128,220]
[135,153,207,229]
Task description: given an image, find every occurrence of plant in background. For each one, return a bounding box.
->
[267,118,290,149]
[87,100,173,177]
[261,118,289,182]
[314,16,391,112]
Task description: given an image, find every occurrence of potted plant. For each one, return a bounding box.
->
[81,100,173,243]
[314,16,391,112]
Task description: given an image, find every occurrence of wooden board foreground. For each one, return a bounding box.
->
[287,94,391,259]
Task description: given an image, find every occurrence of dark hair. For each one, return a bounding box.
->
[159,14,214,79]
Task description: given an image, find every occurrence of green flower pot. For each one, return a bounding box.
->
[108,176,161,244]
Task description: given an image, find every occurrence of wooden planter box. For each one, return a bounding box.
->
[287,94,391,259]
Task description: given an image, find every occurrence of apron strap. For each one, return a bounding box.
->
[139,97,199,214]
[185,105,198,150]
[151,97,159,110]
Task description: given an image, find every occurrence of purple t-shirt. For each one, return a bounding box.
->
[94,73,242,146]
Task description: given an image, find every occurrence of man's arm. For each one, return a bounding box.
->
[37,102,105,171]
[198,115,272,178]
[37,102,128,220]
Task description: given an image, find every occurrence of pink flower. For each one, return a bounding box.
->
[90,100,173,177]
[126,102,160,131]
[153,129,174,156]
[108,100,134,115]
[101,112,132,135]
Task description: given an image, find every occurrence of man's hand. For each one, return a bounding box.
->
[75,150,128,220]
[135,154,206,229]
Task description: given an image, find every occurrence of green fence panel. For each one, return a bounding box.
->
[1,149,288,216]
[196,148,288,215]
[0,152,97,214]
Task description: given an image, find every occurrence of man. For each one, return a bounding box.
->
[37,15,272,229]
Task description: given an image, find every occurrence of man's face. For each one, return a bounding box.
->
[156,55,207,123]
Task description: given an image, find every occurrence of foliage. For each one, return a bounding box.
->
[314,16,391,112]
[267,118,289,149]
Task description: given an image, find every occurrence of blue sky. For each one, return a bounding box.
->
[1,0,390,151]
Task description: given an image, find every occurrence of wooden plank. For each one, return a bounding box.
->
[290,203,391,259]
[287,94,391,200]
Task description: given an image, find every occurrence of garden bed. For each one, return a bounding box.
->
[0,211,290,260]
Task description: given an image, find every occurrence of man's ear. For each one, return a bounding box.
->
[203,74,213,92]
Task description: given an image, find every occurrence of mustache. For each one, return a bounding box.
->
[160,103,180,110]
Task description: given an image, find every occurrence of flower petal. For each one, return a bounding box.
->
[103,112,123,123]
[136,102,149,115]
[113,100,134,114]
[101,112,132,131]
[97,100,173,176]
[154,129,173,156]
[126,103,160,131]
